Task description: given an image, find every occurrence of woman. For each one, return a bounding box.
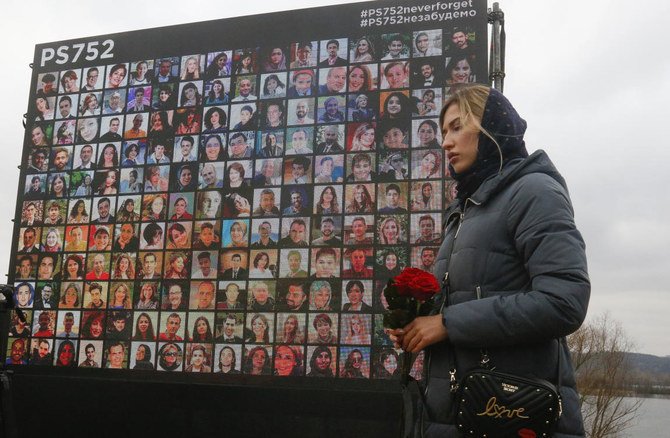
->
[340,349,365,378]
[112,255,135,281]
[60,70,79,93]
[190,317,213,342]
[202,134,225,161]
[261,74,286,98]
[170,197,193,220]
[224,162,247,189]
[133,312,156,340]
[59,282,82,308]
[43,228,63,252]
[217,346,240,374]
[185,345,211,373]
[107,64,127,88]
[80,93,100,117]
[75,174,93,197]
[227,220,248,247]
[381,91,412,120]
[343,314,370,345]
[117,198,141,222]
[380,152,408,180]
[97,170,118,195]
[175,108,201,134]
[248,252,272,279]
[59,254,84,281]
[141,222,164,250]
[416,89,438,117]
[375,349,400,379]
[352,37,375,62]
[174,165,196,191]
[164,252,188,279]
[310,313,335,344]
[309,282,333,311]
[345,184,374,213]
[136,284,158,310]
[153,84,176,110]
[81,311,105,338]
[158,343,182,371]
[307,346,334,377]
[180,82,201,107]
[415,119,440,148]
[378,249,402,278]
[243,346,270,376]
[203,106,227,132]
[445,55,473,89]
[109,282,132,308]
[166,223,190,250]
[349,123,376,151]
[180,56,201,80]
[55,122,74,144]
[280,315,304,344]
[412,150,441,179]
[133,344,154,370]
[50,175,68,198]
[206,52,230,79]
[274,345,302,377]
[97,143,119,168]
[148,111,174,138]
[262,48,287,72]
[129,61,150,85]
[34,97,54,121]
[55,340,76,367]
[350,94,375,122]
[121,143,140,167]
[388,85,589,436]
[144,196,166,222]
[246,313,269,343]
[234,52,254,75]
[348,65,373,92]
[379,216,403,245]
[315,186,340,214]
[68,200,89,223]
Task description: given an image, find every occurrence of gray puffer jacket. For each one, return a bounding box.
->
[423,150,590,437]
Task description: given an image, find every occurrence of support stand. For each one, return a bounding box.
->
[488,2,506,92]
[0,286,20,438]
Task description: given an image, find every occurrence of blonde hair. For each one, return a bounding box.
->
[440,85,503,172]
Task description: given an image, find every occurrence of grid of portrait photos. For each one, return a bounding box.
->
[9,26,482,379]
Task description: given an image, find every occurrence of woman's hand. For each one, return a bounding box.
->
[388,315,449,353]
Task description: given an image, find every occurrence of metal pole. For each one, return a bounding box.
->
[488,2,506,92]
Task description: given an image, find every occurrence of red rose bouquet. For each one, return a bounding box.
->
[383,268,441,383]
[383,267,440,330]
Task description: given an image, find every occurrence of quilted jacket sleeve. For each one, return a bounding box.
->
[443,173,590,347]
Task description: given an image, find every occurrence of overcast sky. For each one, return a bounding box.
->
[2,0,668,356]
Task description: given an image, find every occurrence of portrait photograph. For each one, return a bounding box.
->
[307,312,339,344]
[82,66,105,91]
[129,341,156,370]
[77,340,103,368]
[184,343,213,373]
[288,41,318,68]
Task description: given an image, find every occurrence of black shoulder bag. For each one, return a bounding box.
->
[454,347,562,438]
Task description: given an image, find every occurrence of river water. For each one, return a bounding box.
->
[621,396,670,437]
